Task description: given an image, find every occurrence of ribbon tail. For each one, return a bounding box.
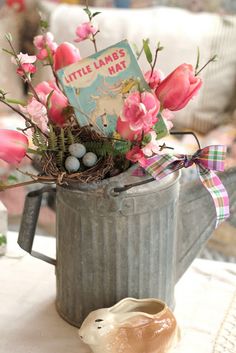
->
[197,166,230,228]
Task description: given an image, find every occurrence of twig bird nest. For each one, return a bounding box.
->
[40,126,115,184]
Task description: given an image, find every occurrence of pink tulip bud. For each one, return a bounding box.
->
[48,90,68,126]
[35,81,68,126]
[155,64,202,111]
[53,42,81,71]
[0,129,28,165]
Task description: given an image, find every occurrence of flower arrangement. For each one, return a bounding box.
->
[0,2,229,225]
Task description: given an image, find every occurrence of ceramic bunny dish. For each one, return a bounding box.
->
[79,297,180,353]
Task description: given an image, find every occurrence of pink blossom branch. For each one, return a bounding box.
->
[0,97,48,137]
[6,37,40,101]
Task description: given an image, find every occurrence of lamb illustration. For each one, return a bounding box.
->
[89,93,123,127]
[78,298,179,353]
[89,78,138,127]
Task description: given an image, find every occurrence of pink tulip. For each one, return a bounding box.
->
[48,90,68,126]
[74,22,97,42]
[6,0,25,12]
[35,81,68,126]
[144,69,164,90]
[121,91,160,132]
[0,129,28,165]
[155,64,202,111]
[53,42,81,71]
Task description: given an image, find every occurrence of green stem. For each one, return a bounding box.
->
[195,55,217,76]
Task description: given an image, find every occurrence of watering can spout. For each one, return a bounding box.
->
[176,167,236,281]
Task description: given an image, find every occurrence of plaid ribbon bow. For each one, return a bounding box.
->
[135,145,229,227]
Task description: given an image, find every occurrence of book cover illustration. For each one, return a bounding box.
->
[57,40,151,135]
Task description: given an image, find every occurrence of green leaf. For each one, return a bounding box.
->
[0,234,7,245]
[40,19,49,29]
[2,48,14,56]
[195,47,200,74]
[142,133,152,145]
[153,113,169,139]
[143,39,152,64]
[83,7,92,19]
[113,140,131,155]
[46,90,54,109]
[27,147,42,155]
[5,33,12,42]
[92,11,101,18]
[7,175,18,183]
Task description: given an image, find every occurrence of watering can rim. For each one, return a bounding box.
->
[56,165,180,195]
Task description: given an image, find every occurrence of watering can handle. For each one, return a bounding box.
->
[17,186,56,266]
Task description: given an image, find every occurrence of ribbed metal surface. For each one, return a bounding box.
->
[55,171,179,327]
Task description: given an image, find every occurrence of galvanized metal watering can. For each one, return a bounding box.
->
[17,166,236,327]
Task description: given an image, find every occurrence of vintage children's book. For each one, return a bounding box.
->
[57,40,150,135]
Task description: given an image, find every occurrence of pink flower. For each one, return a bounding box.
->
[126,146,146,164]
[12,53,37,77]
[53,42,81,71]
[17,64,36,76]
[162,109,174,130]
[74,22,97,42]
[121,91,160,132]
[12,53,37,65]
[6,0,25,12]
[35,81,68,126]
[142,131,160,157]
[116,117,142,142]
[155,64,202,111]
[0,129,28,165]
[20,98,48,133]
[144,69,164,90]
[33,32,58,61]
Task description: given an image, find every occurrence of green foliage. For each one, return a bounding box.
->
[56,151,65,170]
[113,140,131,155]
[142,133,152,146]
[83,7,92,19]
[32,128,47,153]
[195,47,200,74]
[7,175,18,183]
[84,141,114,157]
[67,129,76,145]
[46,90,54,109]
[48,125,58,151]
[92,11,101,18]
[5,33,12,42]
[143,39,152,64]
[59,128,66,152]
[0,234,6,246]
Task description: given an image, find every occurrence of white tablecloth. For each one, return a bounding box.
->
[0,232,236,353]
